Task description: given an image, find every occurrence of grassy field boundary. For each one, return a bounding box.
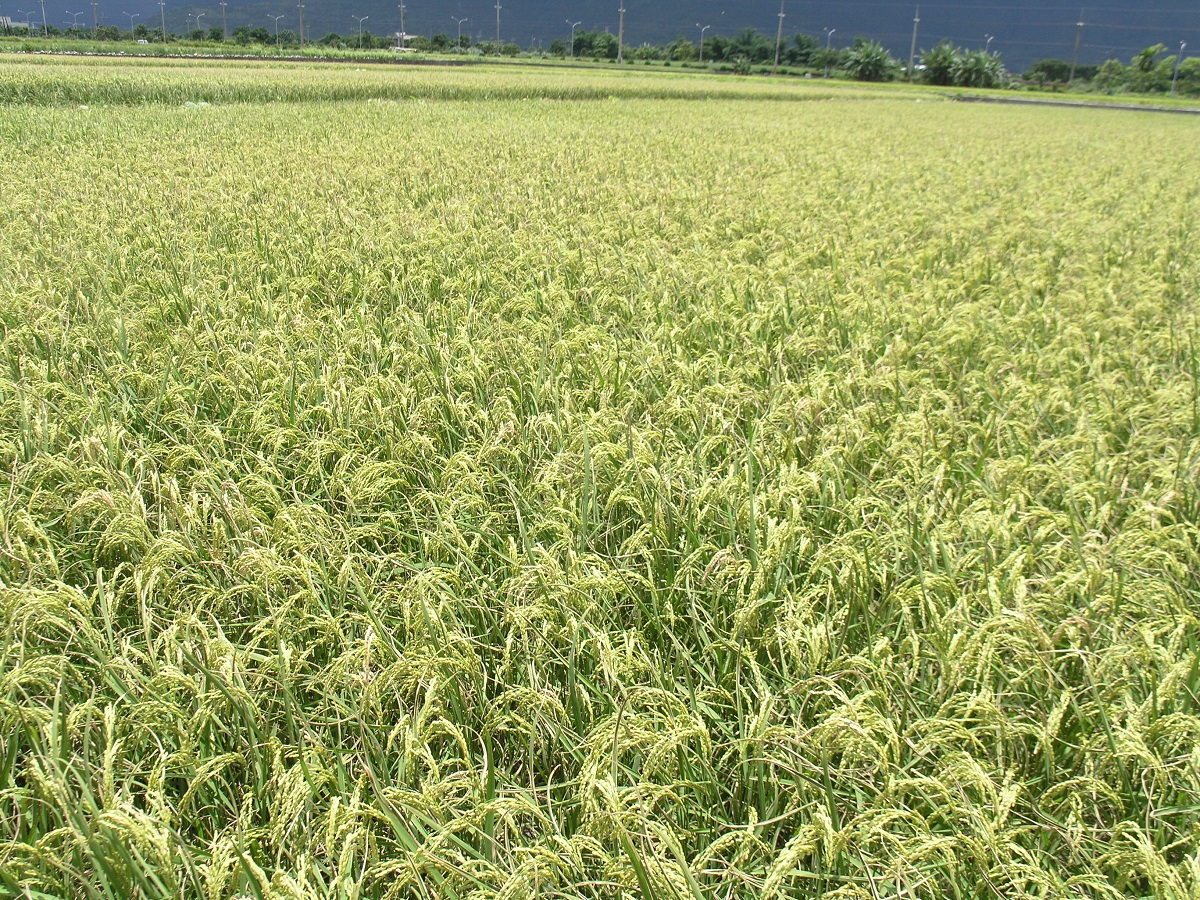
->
[0,54,915,106]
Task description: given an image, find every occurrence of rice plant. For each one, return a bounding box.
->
[0,58,1198,899]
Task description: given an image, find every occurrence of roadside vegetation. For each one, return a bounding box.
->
[3,22,1198,98]
[1,60,1198,899]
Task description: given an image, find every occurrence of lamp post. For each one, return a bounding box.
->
[194,10,204,34]
[984,33,994,54]
[122,10,137,33]
[697,23,710,64]
[566,19,579,58]
[452,16,467,47]
[823,27,836,78]
[1069,9,1084,84]
[616,2,624,63]
[772,0,785,74]
[270,13,283,46]
[1173,41,1187,94]
[353,13,367,48]
[66,9,84,29]
[908,5,920,79]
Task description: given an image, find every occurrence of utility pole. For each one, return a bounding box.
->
[297,0,303,46]
[90,0,96,35]
[1172,41,1187,94]
[494,0,500,54]
[908,6,919,79]
[37,0,45,34]
[218,0,226,39]
[772,0,785,74]
[616,2,626,63]
[1069,9,1084,85]
[158,0,165,42]
[397,3,404,42]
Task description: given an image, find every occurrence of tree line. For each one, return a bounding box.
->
[3,20,1196,95]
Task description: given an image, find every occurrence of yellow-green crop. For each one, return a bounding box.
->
[1,57,1198,899]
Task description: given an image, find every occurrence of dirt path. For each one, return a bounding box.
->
[955,93,1200,115]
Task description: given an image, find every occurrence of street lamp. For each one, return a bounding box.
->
[1173,41,1187,94]
[823,27,836,78]
[984,33,994,54]
[122,10,138,33]
[453,16,467,47]
[18,6,38,34]
[1069,12,1084,84]
[353,13,367,48]
[194,10,203,34]
[66,9,85,29]
[772,0,785,75]
[566,19,580,58]
[270,13,283,46]
[697,23,710,64]
[616,2,624,63]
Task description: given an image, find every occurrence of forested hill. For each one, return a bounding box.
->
[128,0,1197,71]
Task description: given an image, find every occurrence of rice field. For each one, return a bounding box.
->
[1,57,1198,900]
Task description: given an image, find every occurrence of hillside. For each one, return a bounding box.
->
[117,0,1198,72]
